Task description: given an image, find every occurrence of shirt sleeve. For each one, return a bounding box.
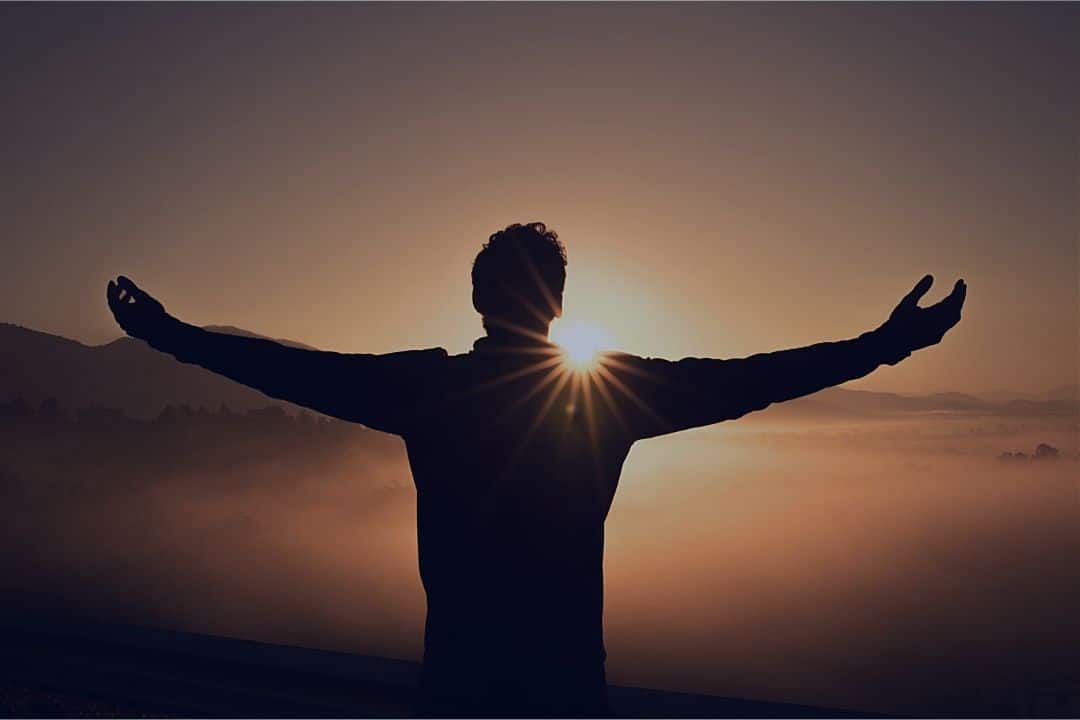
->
[145,320,448,435]
[592,330,897,440]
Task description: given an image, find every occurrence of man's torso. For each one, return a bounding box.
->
[400,340,633,713]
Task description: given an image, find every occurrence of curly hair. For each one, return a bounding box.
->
[472,222,567,327]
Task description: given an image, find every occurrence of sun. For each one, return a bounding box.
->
[550,319,615,371]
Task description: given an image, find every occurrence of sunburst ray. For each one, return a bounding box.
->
[594,363,671,432]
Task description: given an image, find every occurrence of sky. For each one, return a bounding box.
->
[2,3,1077,395]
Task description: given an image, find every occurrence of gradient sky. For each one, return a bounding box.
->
[3,3,1077,395]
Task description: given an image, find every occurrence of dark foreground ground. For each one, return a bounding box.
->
[0,615,876,718]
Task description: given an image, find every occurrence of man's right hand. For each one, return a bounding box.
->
[106,275,175,342]
[873,274,967,365]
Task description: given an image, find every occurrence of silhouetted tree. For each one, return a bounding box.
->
[1034,443,1060,460]
[0,395,33,418]
[38,397,65,422]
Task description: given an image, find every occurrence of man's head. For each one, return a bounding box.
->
[472,222,566,336]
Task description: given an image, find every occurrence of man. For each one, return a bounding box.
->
[107,222,966,717]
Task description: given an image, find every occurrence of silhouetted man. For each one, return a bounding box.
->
[107,222,966,718]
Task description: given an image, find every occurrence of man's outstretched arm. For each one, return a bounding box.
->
[600,275,967,439]
[106,276,442,432]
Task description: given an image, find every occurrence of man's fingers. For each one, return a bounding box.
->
[900,274,934,311]
[948,279,967,322]
[116,274,163,310]
[107,276,145,316]
[924,279,967,336]
[934,279,966,317]
[117,275,143,301]
[949,279,967,307]
[107,280,131,307]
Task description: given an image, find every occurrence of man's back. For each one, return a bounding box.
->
[403,337,632,716]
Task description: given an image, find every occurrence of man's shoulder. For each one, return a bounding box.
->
[595,350,660,373]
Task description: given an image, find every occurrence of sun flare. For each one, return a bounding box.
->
[551,319,615,371]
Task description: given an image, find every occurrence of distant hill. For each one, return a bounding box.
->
[762,384,1075,419]
[0,323,308,419]
[982,385,1079,405]
[782,388,990,415]
[1,323,1076,421]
